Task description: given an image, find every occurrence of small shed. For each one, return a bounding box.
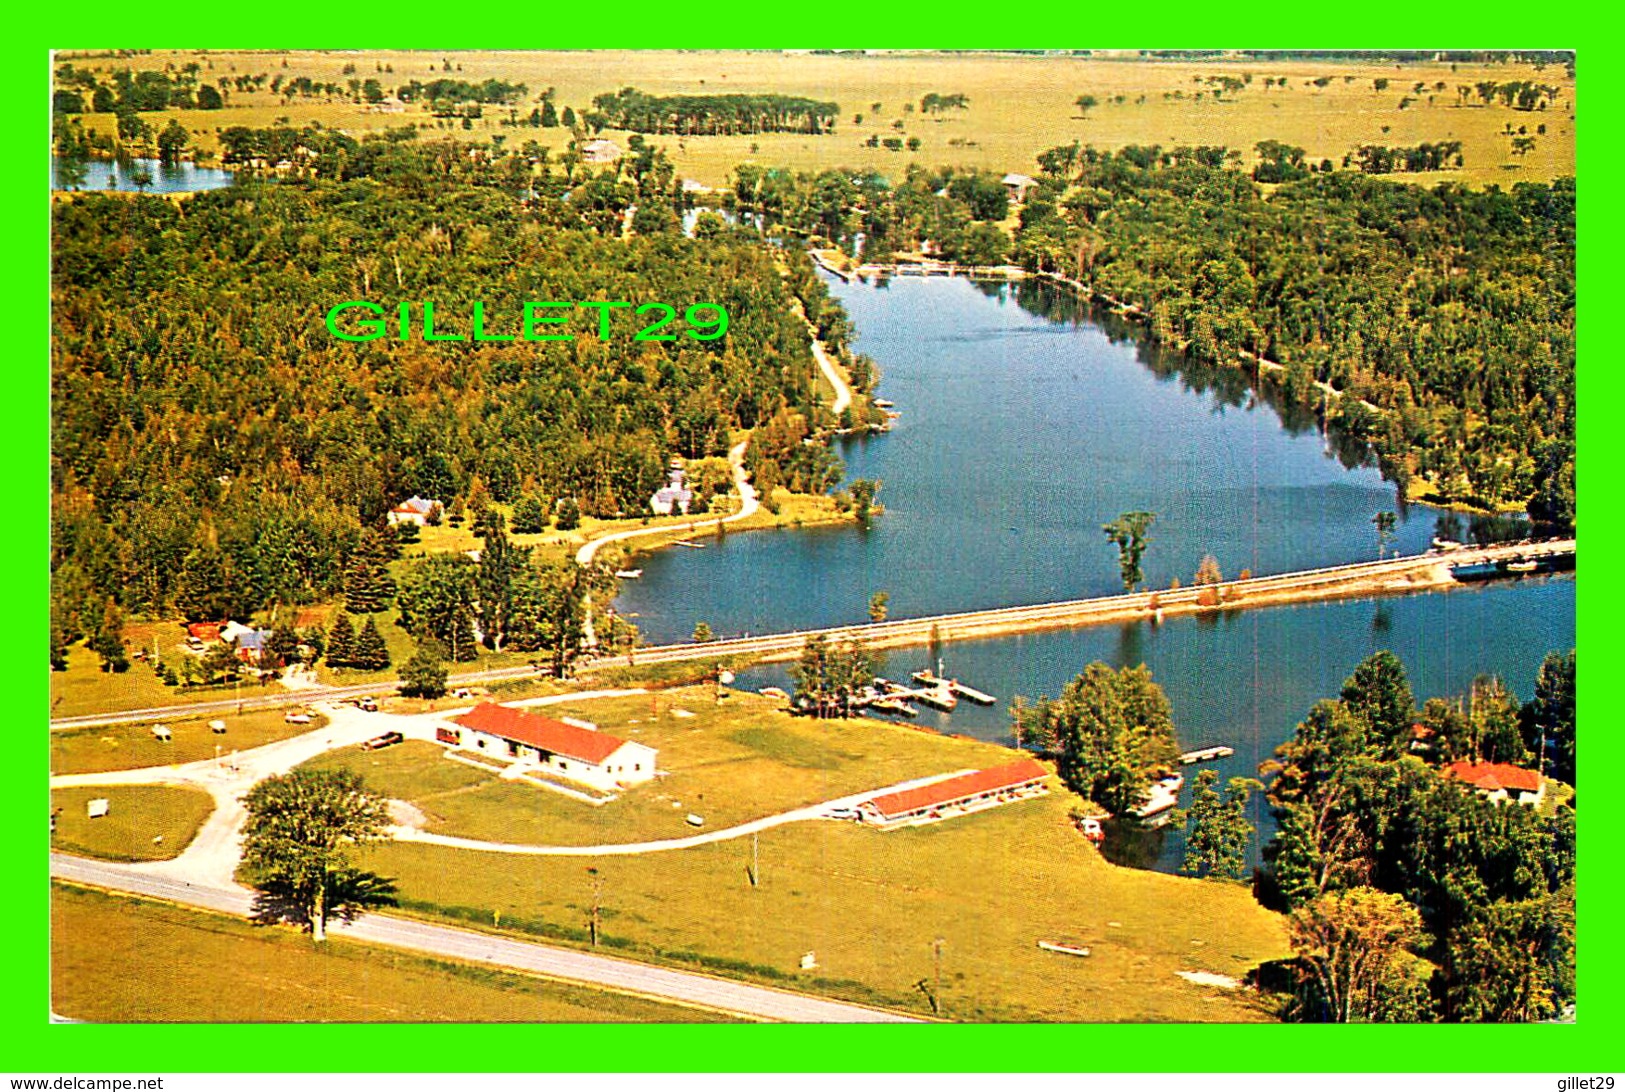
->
[87,799,110,819]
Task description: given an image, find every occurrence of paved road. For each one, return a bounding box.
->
[50,854,919,1023]
[52,539,1574,731]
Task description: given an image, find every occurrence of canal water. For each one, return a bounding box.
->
[50,156,235,194]
[612,272,1574,872]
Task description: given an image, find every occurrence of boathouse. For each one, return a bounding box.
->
[857,759,1049,828]
[1442,760,1545,806]
[440,703,658,792]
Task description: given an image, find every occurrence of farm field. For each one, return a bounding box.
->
[49,785,214,862]
[303,687,1019,844]
[51,882,725,1022]
[362,786,1288,1022]
[63,50,1574,189]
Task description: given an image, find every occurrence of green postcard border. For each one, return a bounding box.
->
[12,7,1614,1074]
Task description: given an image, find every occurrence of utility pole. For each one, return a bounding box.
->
[587,866,602,947]
[933,937,944,1018]
[749,831,759,887]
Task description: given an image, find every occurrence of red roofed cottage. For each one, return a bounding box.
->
[1443,760,1545,806]
[440,703,658,791]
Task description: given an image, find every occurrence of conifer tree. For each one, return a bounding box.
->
[326,612,357,668]
[353,616,391,670]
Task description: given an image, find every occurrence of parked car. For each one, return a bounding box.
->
[357,696,378,712]
[284,711,313,725]
[360,731,403,751]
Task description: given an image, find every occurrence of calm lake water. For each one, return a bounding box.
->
[50,156,235,194]
[619,272,1574,872]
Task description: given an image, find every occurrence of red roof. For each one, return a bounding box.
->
[864,760,1048,819]
[1444,760,1543,795]
[453,703,632,765]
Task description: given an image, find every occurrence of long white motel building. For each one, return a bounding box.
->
[856,759,1049,829]
[435,702,658,793]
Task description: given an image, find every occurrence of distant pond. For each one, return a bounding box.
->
[51,156,235,194]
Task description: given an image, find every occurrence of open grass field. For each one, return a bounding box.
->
[362,786,1288,1021]
[50,786,214,862]
[51,882,727,1022]
[65,50,1574,189]
[51,708,329,776]
[304,687,1017,844]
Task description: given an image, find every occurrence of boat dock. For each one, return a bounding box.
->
[910,671,996,705]
[1179,745,1235,765]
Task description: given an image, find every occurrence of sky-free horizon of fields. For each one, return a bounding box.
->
[59,49,1576,189]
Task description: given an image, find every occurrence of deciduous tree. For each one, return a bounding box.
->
[240,768,395,942]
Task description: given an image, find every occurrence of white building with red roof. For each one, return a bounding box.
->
[856,759,1049,828]
[438,702,658,792]
[388,496,441,527]
[1443,760,1545,806]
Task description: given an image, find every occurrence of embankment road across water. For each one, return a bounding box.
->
[52,540,1573,731]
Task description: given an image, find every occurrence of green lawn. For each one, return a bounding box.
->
[50,785,215,862]
[52,882,730,1022]
[304,688,1017,845]
[361,787,1288,1022]
[51,708,329,776]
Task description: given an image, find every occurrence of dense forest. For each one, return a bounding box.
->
[50,130,848,635]
[1260,649,1575,1022]
[1011,145,1574,517]
[587,88,839,136]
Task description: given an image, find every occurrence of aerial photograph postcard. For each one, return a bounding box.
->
[48,47,1576,1024]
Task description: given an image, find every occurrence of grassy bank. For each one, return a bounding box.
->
[359,787,1287,1021]
[51,882,728,1022]
[50,786,214,862]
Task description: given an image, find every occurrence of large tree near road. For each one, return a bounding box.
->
[240,768,396,942]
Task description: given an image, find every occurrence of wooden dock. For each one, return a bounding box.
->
[910,671,996,705]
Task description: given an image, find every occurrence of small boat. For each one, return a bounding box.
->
[873,398,895,409]
[1431,538,1466,552]
[1180,745,1235,765]
[1507,559,1538,573]
[674,540,706,549]
[614,569,643,579]
[1037,941,1091,957]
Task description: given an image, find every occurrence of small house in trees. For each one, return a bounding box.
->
[580,139,623,164]
[1001,173,1037,203]
[441,703,658,792]
[1442,761,1545,806]
[388,496,440,527]
[649,463,693,516]
[232,628,271,664]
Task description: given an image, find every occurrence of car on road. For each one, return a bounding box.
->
[357,696,378,712]
[360,731,403,751]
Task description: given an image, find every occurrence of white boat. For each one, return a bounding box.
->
[1037,940,1091,957]
[1129,775,1185,826]
[1507,559,1538,573]
[614,568,643,579]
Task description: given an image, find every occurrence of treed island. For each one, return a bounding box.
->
[50,50,1574,1025]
